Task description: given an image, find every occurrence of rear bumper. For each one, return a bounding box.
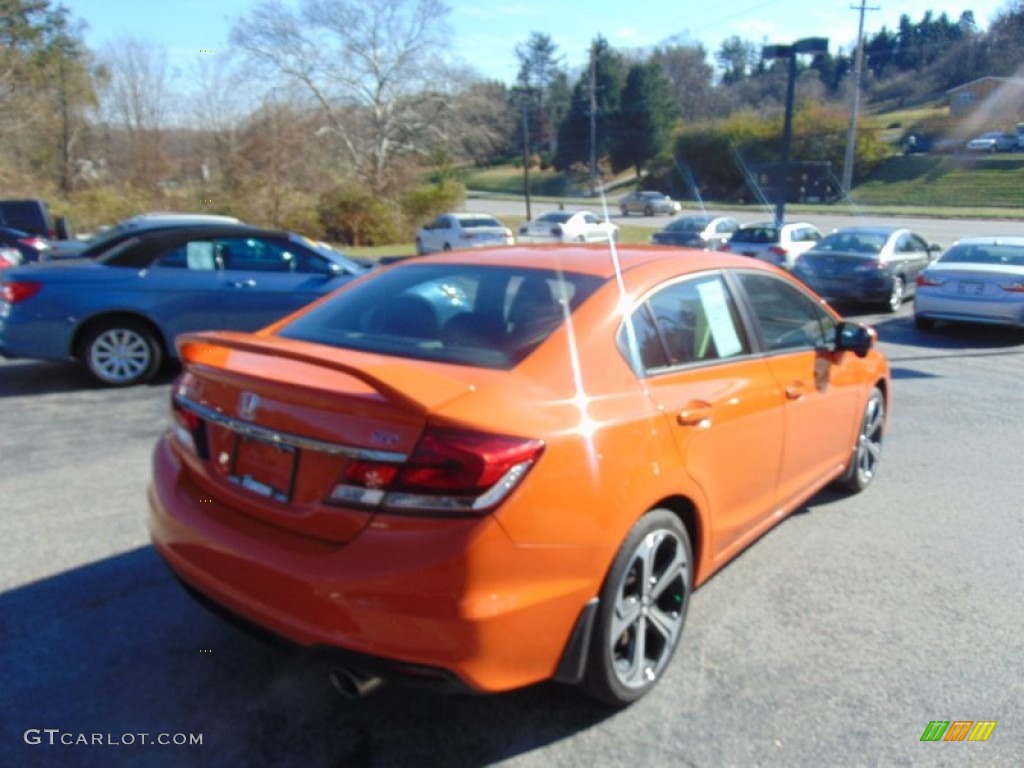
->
[802,275,891,303]
[148,436,595,692]
[914,293,1024,327]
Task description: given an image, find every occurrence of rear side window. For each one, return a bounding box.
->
[279,264,603,369]
[620,274,749,375]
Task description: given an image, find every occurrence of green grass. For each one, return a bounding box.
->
[852,154,1024,209]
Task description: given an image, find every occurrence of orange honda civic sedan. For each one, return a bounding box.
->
[148,245,890,706]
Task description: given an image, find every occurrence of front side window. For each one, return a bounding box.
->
[737,272,835,352]
[620,273,749,375]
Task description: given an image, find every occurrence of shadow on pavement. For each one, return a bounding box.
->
[0,547,613,768]
[0,360,179,398]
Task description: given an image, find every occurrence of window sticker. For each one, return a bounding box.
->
[696,279,743,357]
[186,241,215,270]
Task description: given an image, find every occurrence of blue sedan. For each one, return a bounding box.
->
[0,224,365,385]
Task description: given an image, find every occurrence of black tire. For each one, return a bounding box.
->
[914,314,936,331]
[415,238,425,256]
[884,276,905,313]
[643,205,654,217]
[581,509,692,707]
[80,318,163,387]
[834,387,885,493]
[620,206,629,217]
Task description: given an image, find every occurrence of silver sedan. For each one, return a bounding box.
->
[914,236,1024,330]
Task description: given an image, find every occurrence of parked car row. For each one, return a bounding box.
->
[0,222,365,386]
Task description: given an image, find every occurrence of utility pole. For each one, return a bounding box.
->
[589,42,598,195]
[841,0,878,198]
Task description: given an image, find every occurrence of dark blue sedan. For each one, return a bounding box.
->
[0,224,365,385]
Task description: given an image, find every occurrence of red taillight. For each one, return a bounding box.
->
[330,427,544,515]
[171,397,206,456]
[720,244,732,252]
[1000,281,1024,293]
[19,237,48,251]
[916,274,944,287]
[0,281,42,303]
[768,246,788,257]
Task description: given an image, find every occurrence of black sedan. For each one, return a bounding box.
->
[649,215,740,250]
[792,226,940,312]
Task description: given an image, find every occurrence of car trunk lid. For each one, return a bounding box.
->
[170,331,480,543]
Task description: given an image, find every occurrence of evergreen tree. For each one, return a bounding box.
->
[609,61,679,177]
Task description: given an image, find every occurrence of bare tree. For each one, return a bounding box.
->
[231,0,452,194]
[99,37,171,185]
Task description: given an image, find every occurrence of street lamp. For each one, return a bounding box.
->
[762,37,829,227]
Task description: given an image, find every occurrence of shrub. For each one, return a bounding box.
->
[317,185,403,246]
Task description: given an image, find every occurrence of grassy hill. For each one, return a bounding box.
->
[851,154,1024,209]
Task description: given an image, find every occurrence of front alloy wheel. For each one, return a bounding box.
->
[835,387,885,493]
[82,319,163,386]
[582,509,691,706]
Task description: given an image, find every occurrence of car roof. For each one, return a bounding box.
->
[397,244,780,280]
[827,226,905,236]
[949,235,1024,247]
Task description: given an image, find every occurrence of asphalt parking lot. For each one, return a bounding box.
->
[1,303,1022,767]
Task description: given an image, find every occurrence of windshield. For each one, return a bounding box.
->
[279,263,603,370]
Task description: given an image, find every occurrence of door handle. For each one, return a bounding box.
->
[230,279,257,288]
[785,382,808,400]
[677,401,712,426]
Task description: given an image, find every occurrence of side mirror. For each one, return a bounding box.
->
[928,243,942,259]
[835,321,875,358]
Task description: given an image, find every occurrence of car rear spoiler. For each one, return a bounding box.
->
[177,331,475,415]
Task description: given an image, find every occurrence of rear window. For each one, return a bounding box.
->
[459,217,503,229]
[939,243,1024,267]
[731,226,778,244]
[279,263,603,369]
[667,217,710,233]
[538,212,574,224]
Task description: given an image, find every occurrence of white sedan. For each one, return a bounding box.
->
[517,210,619,244]
[416,212,514,255]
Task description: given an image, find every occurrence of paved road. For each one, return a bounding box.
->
[1,298,1022,766]
[467,197,1024,247]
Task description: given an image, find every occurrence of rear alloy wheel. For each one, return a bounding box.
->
[834,387,885,493]
[81,319,163,387]
[885,276,905,312]
[582,509,691,706]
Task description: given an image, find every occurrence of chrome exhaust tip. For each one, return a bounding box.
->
[329,666,385,700]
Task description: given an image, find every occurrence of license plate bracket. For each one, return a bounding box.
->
[230,436,297,503]
[957,281,984,296]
